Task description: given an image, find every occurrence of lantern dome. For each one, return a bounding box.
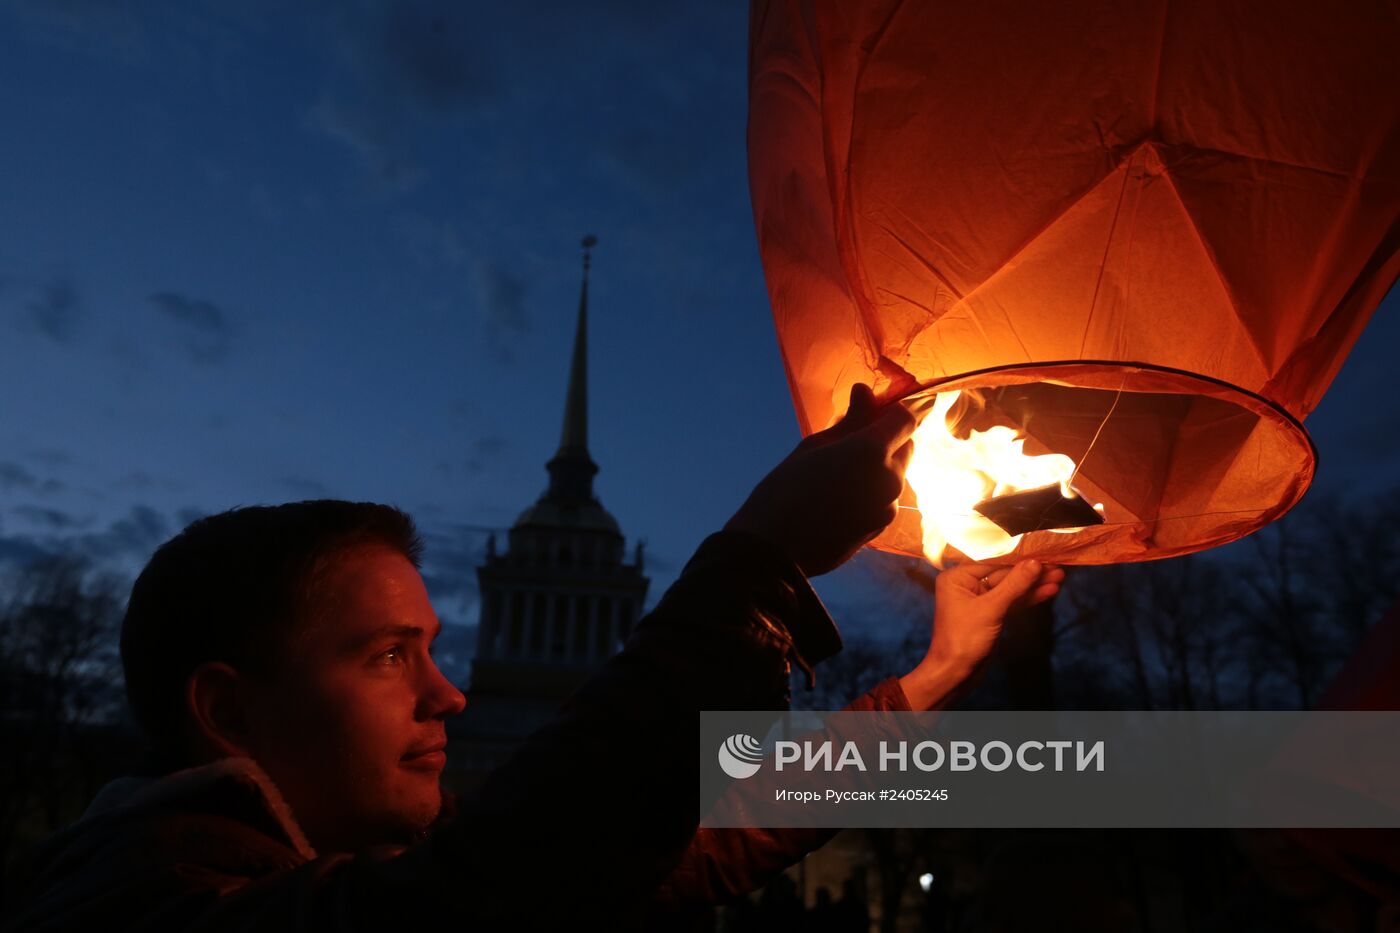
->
[748,0,1400,564]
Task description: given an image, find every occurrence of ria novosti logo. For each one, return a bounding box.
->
[717,733,764,779]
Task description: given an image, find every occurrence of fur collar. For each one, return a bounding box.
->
[83,757,317,860]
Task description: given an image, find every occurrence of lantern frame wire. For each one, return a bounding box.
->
[1067,376,1127,489]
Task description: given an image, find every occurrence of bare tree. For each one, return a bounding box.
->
[1054,486,1400,712]
[1055,554,1242,710]
[1230,488,1400,709]
[1235,510,1332,708]
[1303,489,1400,643]
[0,556,125,888]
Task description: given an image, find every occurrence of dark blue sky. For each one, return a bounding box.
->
[1,1,1396,658]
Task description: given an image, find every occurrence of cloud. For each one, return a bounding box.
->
[461,435,509,475]
[436,435,510,478]
[309,1,496,194]
[0,460,65,495]
[0,0,150,64]
[470,260,529,360]
[0,461,38,490]
[12,505,89,530]
[429,621,475,685]
[283,475,329,498]
[417,521,493,628]
[635,541,672,575]
[174,506,210,528]
[110,470,182,493]
[0,531,49,568]
[392,213,469,268]
[86,504,170,559]
[26,448,73,468]
[378,2,492,113]
[21,277,82,345]
[593,127,711,200]
[148,291,234,364]
[308,96,426,193]
[0,504,172,575]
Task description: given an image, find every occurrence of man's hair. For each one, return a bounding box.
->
[120,500,422,771]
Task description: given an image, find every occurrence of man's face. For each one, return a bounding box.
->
[240,546,466,852]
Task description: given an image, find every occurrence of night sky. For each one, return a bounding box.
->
[2,2,1397,673]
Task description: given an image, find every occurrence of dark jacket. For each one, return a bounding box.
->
[6,531,911,931]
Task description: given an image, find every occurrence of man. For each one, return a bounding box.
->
[5,386,1061,931]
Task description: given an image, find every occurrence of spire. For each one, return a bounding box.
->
[545,235,599,500]
[558,235,593,455]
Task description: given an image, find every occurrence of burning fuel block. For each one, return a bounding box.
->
[973,484,1105,536]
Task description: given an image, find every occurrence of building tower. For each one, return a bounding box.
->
[450,237,649,777]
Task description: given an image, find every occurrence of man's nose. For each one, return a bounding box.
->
[417,661,467,720]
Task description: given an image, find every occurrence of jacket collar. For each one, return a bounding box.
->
[83,756,317,860]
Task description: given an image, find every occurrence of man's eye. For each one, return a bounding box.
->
[376,646,404,666]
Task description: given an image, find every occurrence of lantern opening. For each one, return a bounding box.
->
[885,362,1315,566]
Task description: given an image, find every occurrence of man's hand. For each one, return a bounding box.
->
[725,384,916,577]
[899,559,1066,710]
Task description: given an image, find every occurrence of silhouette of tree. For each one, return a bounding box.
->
[1053,487,1400,711]
[1234,489,1400,708]
[1055,554,1240,709]
[0,555,125,889]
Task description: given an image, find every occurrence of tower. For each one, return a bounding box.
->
[449,237,649,778]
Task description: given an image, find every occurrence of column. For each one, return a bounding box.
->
[566,592,579,662]
[505,588,523,658]
[478,587,499,660]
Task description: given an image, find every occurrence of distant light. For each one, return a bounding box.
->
[918,872,935,892]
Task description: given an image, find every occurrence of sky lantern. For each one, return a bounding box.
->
[748,0,1400,566]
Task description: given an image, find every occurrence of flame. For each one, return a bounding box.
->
[905,390,1097,565]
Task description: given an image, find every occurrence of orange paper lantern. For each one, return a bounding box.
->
[749,0,1400,564]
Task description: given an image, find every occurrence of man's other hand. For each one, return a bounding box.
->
[725,383,916,577]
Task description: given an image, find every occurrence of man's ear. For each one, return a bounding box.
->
[185,662,255,761]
